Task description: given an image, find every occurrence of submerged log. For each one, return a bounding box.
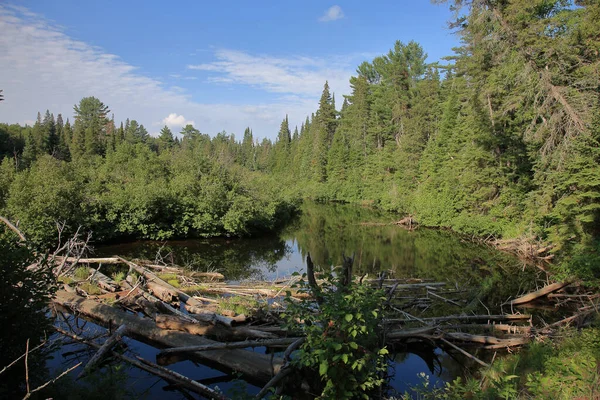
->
[53,291,283,384]
[510,281,571,305]
[55,327,229,400]
[155,315,278,341]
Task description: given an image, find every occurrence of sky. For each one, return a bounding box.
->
[0,1,460,140]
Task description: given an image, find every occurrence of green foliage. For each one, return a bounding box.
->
[404,327,600,400]
[74,266,90,280]
[282,271,388,399]
[0,223,56,398]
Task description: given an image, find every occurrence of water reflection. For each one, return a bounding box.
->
[91,202,539,397]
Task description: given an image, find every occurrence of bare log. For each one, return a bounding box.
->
[147,281,178,303]
[159,338,300,355]
[384,314,531,325]
[156,315,278,341]
[444,332,529,347]
[54,327,229,400]
[79,324,127,378]
[55,256,122,265]
[88,267,119,292]
[53,291,283,384]
[440,338,489,367]
[118,257,206,310]
[510,281,571,305]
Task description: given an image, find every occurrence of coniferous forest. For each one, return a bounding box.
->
[2,0,598,279]
[1,1,600,399]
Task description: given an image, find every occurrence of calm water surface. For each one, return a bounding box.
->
[9,203,541,398]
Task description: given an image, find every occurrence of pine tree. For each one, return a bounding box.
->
[158,125,175,151]
[72,96,110,157]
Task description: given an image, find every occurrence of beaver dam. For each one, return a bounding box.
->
[39,249,594,399]
[4,203,598,399]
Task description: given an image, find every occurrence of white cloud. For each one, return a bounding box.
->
[0,5,357,140]
[162,113,195,128]
[319,5,344,22]
[187,49,354,98]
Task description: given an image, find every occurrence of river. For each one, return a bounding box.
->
[3,202,541,399]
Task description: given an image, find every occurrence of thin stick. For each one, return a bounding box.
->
[0,216,26,241]
[254,367,293,400]
[25,339,30,394]
[440,338,489,367]
[22,362,82,399]
[0,340,47,376]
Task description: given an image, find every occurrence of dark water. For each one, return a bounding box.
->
[3,203,541,399]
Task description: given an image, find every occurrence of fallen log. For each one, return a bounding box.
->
[89,267,119,292]
[79,324,127,378]
[53,290,283,384]
[155,315,278,341]
[118,257,206,310]
[384,314,531,325]
[55,256,122,265]
[444,332,529,347]
[159,338,300,355]
[440,338,489,367]
[510,281,571,305]
[54,327,229,400]
[147,281,178,303]
[186,308,246,327]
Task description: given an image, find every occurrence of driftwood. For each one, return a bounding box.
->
[159,338,300,355]
[79,324,127,378]
[55,256,121,264]
[510,281,571,305]
[384,314,531,325]
[155,315,278,341]
[55,327,229,400]
[53,291,283,384]
[440,338,489,367]
[187,309,246,327]
[88,267,119,292]
[444,332,529,347]
[118,257,206,310]
[0,216,26,241]
[147,281,178,303]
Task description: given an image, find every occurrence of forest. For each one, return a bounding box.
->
[1,0,599,280]
[1,1,600,398]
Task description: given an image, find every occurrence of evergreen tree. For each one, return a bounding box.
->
[72,96,109,157]
[158,125,175,151]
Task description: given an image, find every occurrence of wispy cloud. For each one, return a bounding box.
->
[187,49,354,98]
[0,5,356,139]
[319,5,344,22]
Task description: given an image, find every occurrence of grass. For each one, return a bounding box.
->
[74,266,90,280]
[79,282,102,295]
[216,296,260,316]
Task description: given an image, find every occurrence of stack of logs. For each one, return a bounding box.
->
[50,254,597,399]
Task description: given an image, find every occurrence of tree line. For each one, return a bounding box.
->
[1,0,598,278]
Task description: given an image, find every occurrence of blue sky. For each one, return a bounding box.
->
[0,1,460,139]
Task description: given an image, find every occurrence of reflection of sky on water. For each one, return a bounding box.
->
[86,203,537,397]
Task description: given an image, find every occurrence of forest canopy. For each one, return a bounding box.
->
[0,0,598,279]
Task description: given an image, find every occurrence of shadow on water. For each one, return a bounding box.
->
[26,202,538,398]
